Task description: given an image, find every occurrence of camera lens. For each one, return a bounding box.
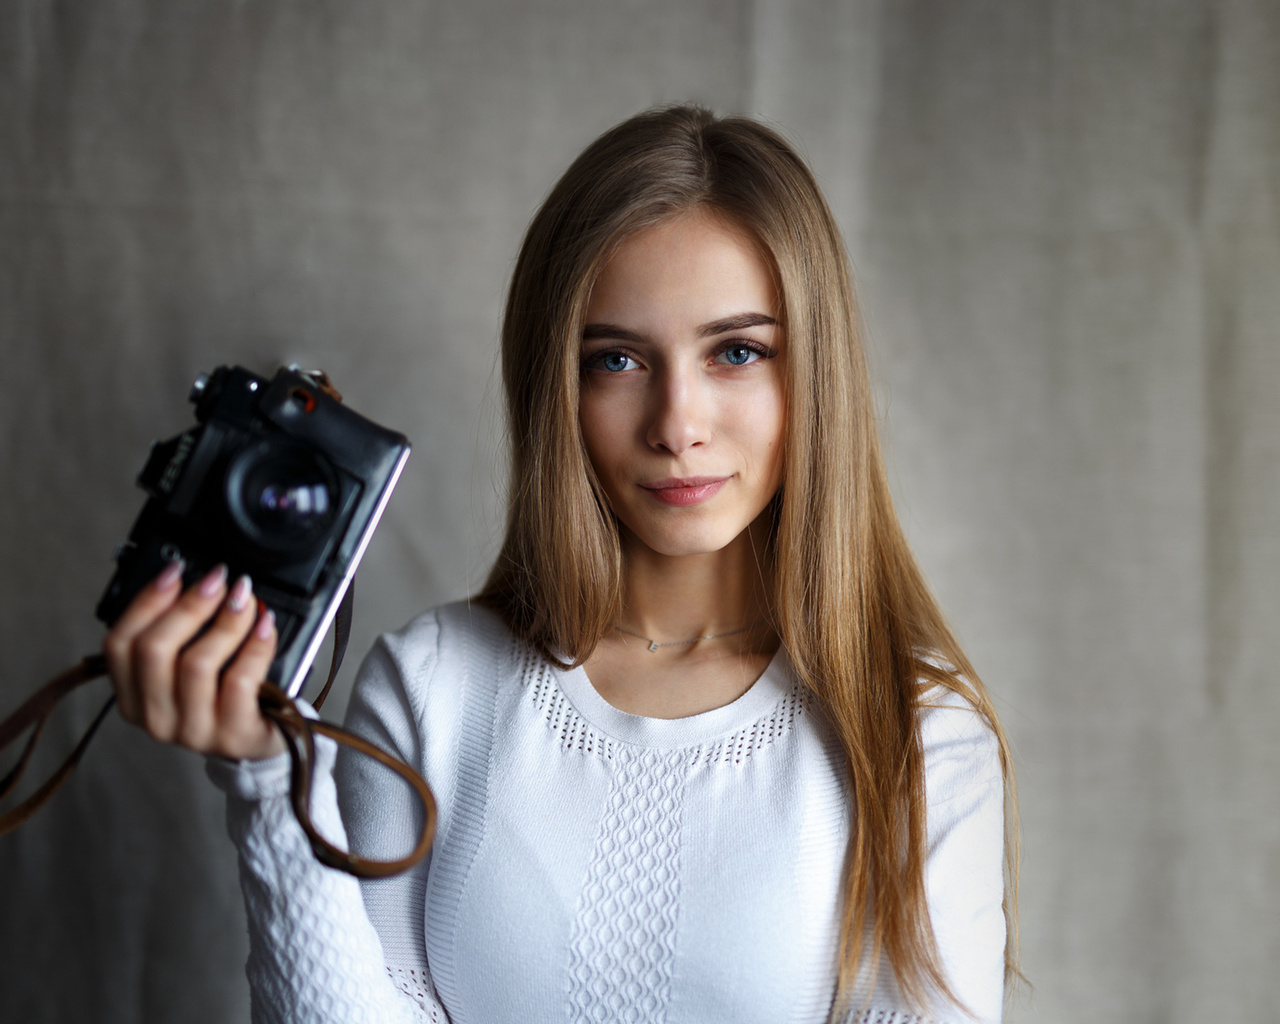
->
[247,468,330,530]
[227,439,339,556]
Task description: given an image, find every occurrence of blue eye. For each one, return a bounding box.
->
[718,344,760,366]
[582,350,638,373]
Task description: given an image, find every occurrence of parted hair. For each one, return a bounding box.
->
[478,105,1018,1016]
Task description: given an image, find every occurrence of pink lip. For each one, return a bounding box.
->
[640,476,730,507]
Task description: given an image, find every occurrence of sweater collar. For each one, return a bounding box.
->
[550,647,796,749]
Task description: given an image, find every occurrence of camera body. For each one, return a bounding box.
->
[96,365,411,698]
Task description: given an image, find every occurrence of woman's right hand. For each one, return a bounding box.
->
[102,561,286,762]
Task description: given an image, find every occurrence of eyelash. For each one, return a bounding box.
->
[581,339,776,373]
[714,339,774,366]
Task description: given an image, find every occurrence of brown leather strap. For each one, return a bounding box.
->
[1,651,436,879]
[309,583,354,712]
[258,682,436,878]
[0,655,113,835]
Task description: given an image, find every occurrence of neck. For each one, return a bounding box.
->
[618,518,772,642]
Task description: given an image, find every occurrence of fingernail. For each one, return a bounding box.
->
[198,564,228,598]
[227,575,253,613]
[154,559,185,591]
[255,605,276,641]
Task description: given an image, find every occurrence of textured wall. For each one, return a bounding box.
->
[1,2,1277,1021]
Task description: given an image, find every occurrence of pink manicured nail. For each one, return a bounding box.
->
[153,560,185,591]
[198,564,228,598]
[254,606,276,640]
[227,575,253,613]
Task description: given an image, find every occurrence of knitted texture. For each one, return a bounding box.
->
[689,684,804,766]
[212,741,444,1024]
[529,653,806,767]
[850,1011,928,1024]
[386,967,446,1022]
[565,748,688,1023]
[208,602,1006,1024]
[530,655,620,760]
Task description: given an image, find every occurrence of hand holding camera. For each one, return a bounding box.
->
[95,365,411,698]
[101,560,284,762]
[1,365,434,877]
[96,363,412,761]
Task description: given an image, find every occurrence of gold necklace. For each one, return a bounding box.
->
[614,622,757,653]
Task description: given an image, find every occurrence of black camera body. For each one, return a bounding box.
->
[96,365,411,697]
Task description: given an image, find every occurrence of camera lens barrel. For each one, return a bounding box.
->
[226,438,340,557]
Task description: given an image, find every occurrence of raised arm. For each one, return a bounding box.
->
[102,562,444,1023]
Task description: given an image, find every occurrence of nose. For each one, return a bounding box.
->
[645,365,709,456]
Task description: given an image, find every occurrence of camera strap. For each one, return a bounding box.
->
[309,582,353,713]
[0,655,115,834]
[0,592,436,879]
[258,683,436,877]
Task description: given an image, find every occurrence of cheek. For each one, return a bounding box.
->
[578,389,623,482]
[739,384,787,484]
[761,420,786,489]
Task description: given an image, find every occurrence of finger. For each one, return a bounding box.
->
[102,559,186,725]
[173,574,257,751]
[133,564,229,742]
[216,604,285,761]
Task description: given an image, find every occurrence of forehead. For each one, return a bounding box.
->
[585,210,778,323]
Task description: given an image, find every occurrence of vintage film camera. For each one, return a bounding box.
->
[96,365,411,698]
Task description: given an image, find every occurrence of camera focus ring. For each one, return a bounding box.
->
[225,438,340,557]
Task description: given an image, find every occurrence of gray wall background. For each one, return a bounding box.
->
[2,1,1277,1021]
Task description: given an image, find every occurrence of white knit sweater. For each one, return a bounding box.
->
[207,601,1006,1024]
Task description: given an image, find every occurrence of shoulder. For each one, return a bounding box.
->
[345,600,514,739]
[913,651,1000,772]
[916,683,1004,835]
[918,685,999,765]
[367,600,513,687]
[341,601,522,799]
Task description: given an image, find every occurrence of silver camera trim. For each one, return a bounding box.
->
[282,445,412,698]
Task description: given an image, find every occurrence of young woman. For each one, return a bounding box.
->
[104,106,1016,1024]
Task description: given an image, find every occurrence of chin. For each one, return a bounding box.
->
[623,519,749,559]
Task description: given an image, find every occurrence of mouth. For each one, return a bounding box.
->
[640,476,730,507]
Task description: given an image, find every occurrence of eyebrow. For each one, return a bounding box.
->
[581,312,777,343]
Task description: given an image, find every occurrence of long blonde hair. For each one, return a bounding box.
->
[478,105,1018,1015]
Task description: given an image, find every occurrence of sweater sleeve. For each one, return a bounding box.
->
[335,616,448,1017]
[841,690,1007,1024]
[205,616,450,1024]
[917,690,1007,1024]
